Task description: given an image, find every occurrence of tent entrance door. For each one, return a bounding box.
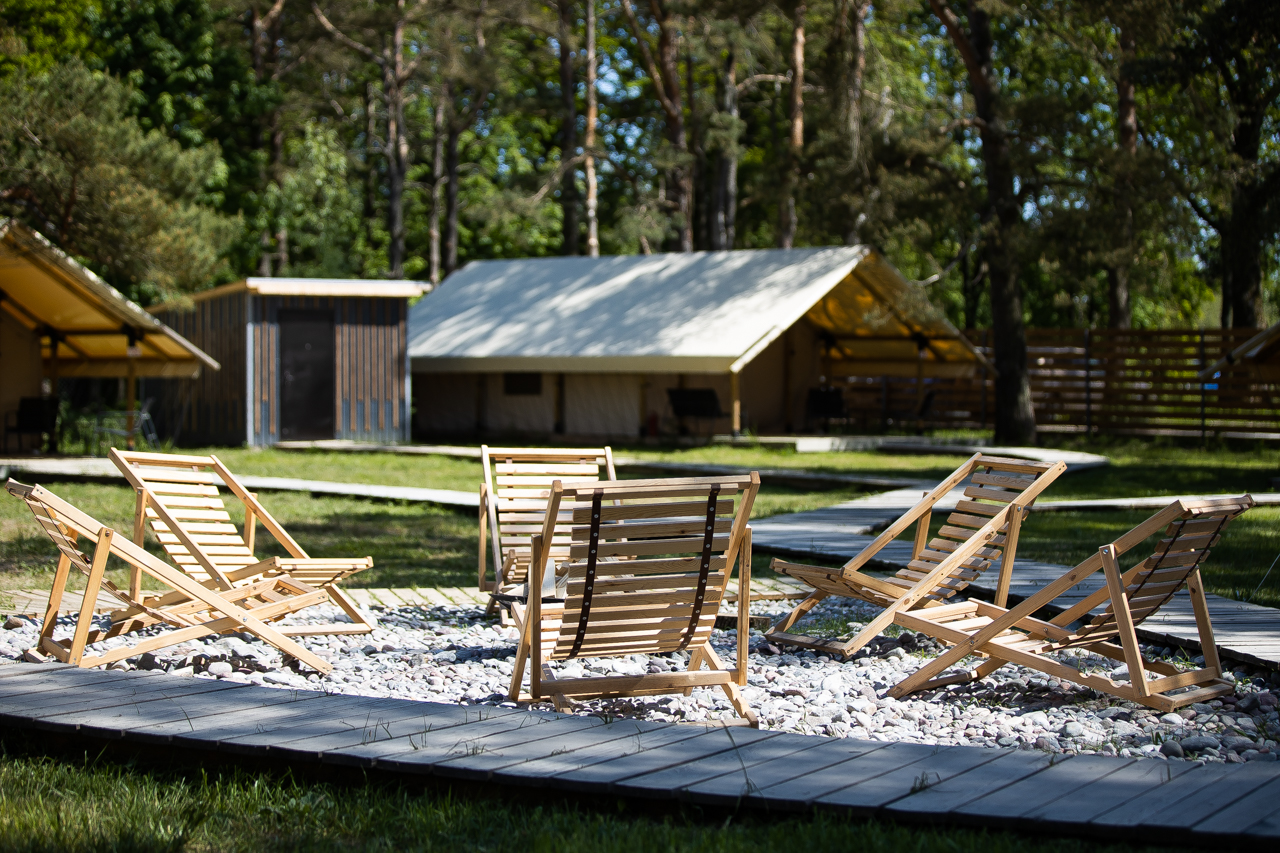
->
[279,309,335,440]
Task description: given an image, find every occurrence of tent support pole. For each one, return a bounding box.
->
[730,371,741,436]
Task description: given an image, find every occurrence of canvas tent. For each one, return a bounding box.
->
[0,220,218,440]
[409,247,988,439]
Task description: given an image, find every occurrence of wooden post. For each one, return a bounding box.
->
[125,355,137,451]
[737,526,751,686]
[1084,327,1092,437]
[730,371,741,435]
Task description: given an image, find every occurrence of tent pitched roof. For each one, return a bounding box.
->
[408,247,987,375]
[0,220,218,378]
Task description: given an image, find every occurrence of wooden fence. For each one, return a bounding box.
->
[833,328,1280,440]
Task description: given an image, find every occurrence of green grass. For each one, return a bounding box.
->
[5,439,1280,604]
[0,736,1193,853]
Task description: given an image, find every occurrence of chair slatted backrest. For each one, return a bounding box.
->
[1065,497,1251,647]
[482,446,616,587]
[539,474,757,660]
[111,449,282,588]
[885,454,1062,601]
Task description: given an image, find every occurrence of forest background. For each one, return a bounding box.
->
[0,0,1277,442]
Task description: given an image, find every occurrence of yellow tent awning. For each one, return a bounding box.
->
[0,221,219,378]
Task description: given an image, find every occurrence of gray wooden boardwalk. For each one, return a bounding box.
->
[750,491,1280,669]
[0,661,1277,843]
[0,457,476,508]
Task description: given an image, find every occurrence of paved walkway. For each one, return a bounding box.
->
[0,661,1275,843]
[750,489,1280,669]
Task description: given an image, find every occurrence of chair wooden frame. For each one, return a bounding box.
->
[110,448,374,636]
[479,445,617,608]
[508,473,761,725]
[888,496,1253,711]
[5,479,334,673]
[767,453,1067,659]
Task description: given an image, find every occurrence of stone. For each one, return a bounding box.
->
[886,647,907,661]
[1035,735,1061,752]
[3,616,26,630]
[135,652,163,671]
[1112,720,1141,738]
[1180,735,1220,752]
[1021,711,1051,729]
[1221,735,1257,752]
[1160,740,1184,758]
[207,661,233,677]
[1061,720,1085,737]
[1159,712,1184,726]
[1096,707,1131,721]
[1246,751,1278,762]
[821,674,845,694]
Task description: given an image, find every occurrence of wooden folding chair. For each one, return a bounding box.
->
[479,445,617,611]
[888,496,1253,711]
[508,473,761,725]
[5,479,334,673]
[110,449,374,636]
[767,453,1066,659]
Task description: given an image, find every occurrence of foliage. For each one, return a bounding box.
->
[0,61,239,303]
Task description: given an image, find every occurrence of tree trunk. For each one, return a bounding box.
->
[444,122,461,276]
[837,0,868,244]
[931,0,1035,444]
[584,0,599,257]
[558,0,579,255]
[428,84,447,284]
[383,18,408,279]
[621,0,690,251]
[364,82,380,273]
[1224,101,1267,328]
[779,2,805,249]
[711,45,737,251]
[1107,25,1135,329]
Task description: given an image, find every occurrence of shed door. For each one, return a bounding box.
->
[279,309,335,440]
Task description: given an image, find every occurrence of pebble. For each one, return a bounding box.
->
[4,597,1278,763]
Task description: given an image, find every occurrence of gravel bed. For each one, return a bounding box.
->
[4,596,1279,764]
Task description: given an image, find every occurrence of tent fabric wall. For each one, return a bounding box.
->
[565,374,639,436]
[0,311,42,422]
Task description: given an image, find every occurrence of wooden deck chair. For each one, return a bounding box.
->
[888,495,1253,711]
[508,473,761,724]
[110,449,374,636]
[767,453,1067,659]
[479,445,617,610]
[5,479,334,673]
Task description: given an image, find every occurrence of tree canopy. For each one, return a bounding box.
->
[0,0,1277,438]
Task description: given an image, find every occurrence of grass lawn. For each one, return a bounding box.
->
[2,438,1279,605]
[0,734,1193,853]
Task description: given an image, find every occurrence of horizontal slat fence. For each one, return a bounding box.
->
[830,328,1280,440]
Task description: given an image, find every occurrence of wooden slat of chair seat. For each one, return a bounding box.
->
[768,452,1068,659]
[510,473,760,724]
[111,448,375,636]
[889,496,1253,711]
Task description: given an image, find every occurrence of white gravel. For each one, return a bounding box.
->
[5,595,1279,764]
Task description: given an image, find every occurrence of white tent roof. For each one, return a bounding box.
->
[409,247,986,375]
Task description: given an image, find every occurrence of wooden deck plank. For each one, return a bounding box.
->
[1090,762,1244,829]
[493,721,706,782]
[883,750,1062,815]
[615,731,827,800]
[1140,761,1280,830]
[953,756,1133,820]
[550,727,777,789]
[814,741,1007,811]
[1186,775,1280,836]
[1025,757,1200,823]
[747,741,943,808]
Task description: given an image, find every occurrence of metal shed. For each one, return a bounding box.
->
[152,277,428,446]
[408,247,988,440]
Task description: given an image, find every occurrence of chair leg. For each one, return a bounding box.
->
[683,646,706,696]
[702,645,758,726]
[326,586,375,633]
[67,528,113,666]
[766,589,827,635]
[39,550,74,651]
